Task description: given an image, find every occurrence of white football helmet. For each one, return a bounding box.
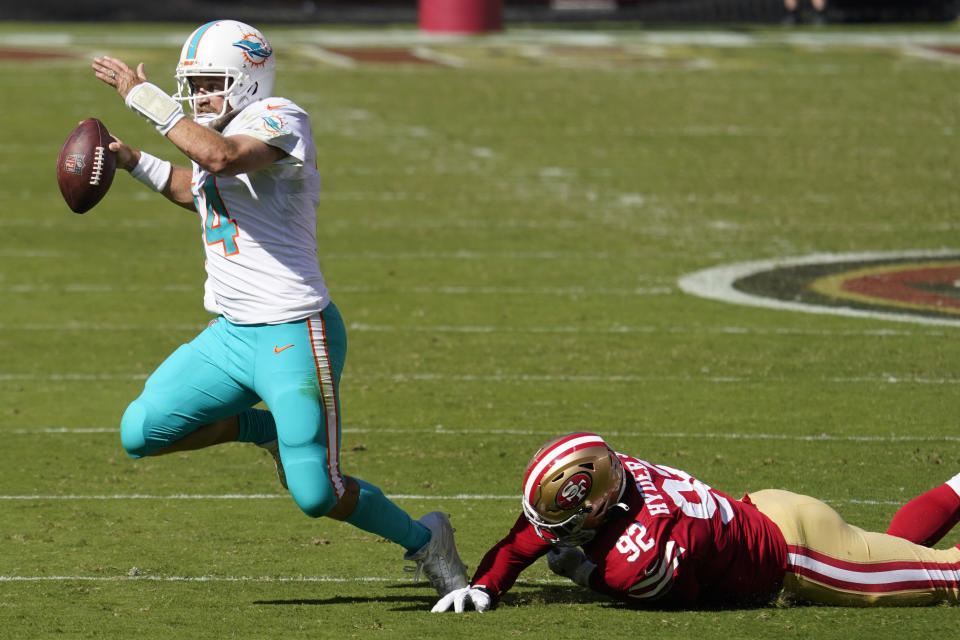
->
[174,20,276,126]
[522,432,626,545]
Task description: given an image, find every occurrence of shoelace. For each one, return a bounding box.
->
[403,563,425,582]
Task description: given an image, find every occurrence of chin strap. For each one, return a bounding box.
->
[125,82,185,136]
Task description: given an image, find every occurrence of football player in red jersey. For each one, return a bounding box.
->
[433,432,960,612]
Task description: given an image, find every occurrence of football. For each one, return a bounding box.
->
[56,118,116,214]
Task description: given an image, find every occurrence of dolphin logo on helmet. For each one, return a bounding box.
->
[233,35,273,67]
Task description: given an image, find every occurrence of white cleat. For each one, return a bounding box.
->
[257,439,287,489]
[404,512,469,597]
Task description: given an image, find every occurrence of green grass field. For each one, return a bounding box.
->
[2,20,960,639]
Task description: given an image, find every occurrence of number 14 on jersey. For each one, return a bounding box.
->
[196,175,240,256]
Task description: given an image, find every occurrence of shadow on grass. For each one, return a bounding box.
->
[253,582,614,611]
[253,582,449,609]
[253,581,780,612]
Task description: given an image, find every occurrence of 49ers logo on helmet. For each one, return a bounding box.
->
[556,472,592,510]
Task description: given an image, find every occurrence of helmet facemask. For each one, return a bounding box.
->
[175,72,243,126]
[522,433,626,546]
[522,498,597,546]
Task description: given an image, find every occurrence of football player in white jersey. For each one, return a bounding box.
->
[91,20,467,598]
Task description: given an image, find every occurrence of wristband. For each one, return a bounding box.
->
[125,82,185,135]
[130,151,172,192]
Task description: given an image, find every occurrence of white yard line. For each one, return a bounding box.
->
[9,427,960,443]
[0,284,671,296]
[0,573,580,584]
[0,492,909,506]
[294,44,358,68]
[902,44,960,66]
[411,45,467,67]
[0,249,620,260]
[0,322,952,337]
[1,372,958,384]
[0,574,397,583]
[11,28,960,50]
[0,493,516,500]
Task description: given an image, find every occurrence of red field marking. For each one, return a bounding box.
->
[928,46,960,57]
[841,265,960,311]
[0,48,74,61]
[323,48,439,65]
[680,251,960,327]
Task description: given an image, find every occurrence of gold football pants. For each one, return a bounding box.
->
[749,489,960,606]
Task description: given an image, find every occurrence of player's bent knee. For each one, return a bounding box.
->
[286,464,339,518]
[290,487,338,518]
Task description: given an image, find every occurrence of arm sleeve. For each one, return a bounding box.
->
[470,514,552,601]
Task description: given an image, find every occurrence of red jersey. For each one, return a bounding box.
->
[472,454,788,608]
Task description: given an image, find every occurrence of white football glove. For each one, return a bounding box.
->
[546,546,596,587]
[431,585,493,613]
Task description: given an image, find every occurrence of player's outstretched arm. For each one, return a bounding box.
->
[93,55,285,177]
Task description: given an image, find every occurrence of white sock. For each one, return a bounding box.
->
[945,472,960,499]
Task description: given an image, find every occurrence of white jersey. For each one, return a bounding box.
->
[191,97,328,324]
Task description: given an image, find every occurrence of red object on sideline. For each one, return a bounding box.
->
[419,0,503,33]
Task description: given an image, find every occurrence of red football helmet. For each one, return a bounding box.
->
[522,432,626,545]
